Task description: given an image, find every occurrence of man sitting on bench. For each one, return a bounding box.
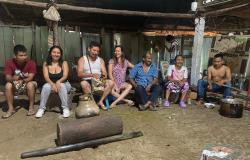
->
[129,52,160,111]
[197,53,232,104]
[3,44,37,118]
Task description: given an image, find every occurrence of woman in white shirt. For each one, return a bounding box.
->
[163,55,189,108]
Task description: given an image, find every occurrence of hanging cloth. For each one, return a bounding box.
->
[43,6,61,22]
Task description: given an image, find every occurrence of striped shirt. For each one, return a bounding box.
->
[129,62,158,88]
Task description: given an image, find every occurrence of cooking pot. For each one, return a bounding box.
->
[219,98,243,118]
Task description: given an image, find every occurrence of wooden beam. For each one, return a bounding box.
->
[0,0,194,19]
[205,3,250,16]
[142,30,217,37]
[206,27,250,32]
[1,3,14,19]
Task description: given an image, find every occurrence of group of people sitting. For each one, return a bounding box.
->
[1,41,232,119]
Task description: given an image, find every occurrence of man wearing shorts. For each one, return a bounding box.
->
[3,44,37,118]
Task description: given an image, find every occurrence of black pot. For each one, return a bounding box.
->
[219,98,243,118]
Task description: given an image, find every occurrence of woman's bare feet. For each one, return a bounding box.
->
[2,110,16,119]
[144,101,152,109]
[110,102,117,108]
[27,108,36,116]
[197,100,203,106]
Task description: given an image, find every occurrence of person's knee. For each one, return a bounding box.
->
[42,83,52,91]
[107,80,114,88]
[81,81,90,89]
[136,85,143,89]
[165,85,171,92]
[127,83,132,90]
[184,82,189,89]
[80,81,91,93]
[197,79,204,86]
[5,82,13,91]
[59,84,67,93]
[225,82,231,87]
[60,83,66,89]
[135,85,143,92]
[153,85,160,92]
[26,82,35,90]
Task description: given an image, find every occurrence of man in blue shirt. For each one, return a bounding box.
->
[129,52,160,111]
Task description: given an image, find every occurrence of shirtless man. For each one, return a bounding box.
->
[197,53,231,103]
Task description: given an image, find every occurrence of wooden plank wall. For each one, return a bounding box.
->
[0,26,81,67]
[0,26,33,67]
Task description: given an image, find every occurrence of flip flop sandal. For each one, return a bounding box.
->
[110,104,117,108]
[26,109,36,116]
[138,104,147,111]
[149,105,158,111]
[98,104,108,111]
[127,100,135,106]
[2,111,16,119]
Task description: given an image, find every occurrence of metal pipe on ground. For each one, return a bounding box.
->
[21,131,143,159]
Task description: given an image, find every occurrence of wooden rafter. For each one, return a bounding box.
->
[205,2,250,17]
[142,30,218,37]
[1,3,14,19]
[0,0,194,19]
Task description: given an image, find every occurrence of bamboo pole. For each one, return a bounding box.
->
[0,0,194,18]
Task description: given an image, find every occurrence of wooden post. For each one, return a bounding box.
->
[247,80,250,108]
[191,17,205,86]
[245,53,250,78]
[31,21,36,61]
[53,21,59,45]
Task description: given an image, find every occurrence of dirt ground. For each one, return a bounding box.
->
[0,94,249,160]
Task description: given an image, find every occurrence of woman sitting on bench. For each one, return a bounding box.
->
[35,46,71,118]
[108,45,134,108]
[163,55,189,108]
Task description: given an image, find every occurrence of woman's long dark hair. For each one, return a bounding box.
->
[46,45,63,67]
[113,45,125,68]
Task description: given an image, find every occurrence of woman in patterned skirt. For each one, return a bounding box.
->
[108,45,134,108]
[163,55,189,108]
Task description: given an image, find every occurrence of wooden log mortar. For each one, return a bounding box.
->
[57,115,123,146]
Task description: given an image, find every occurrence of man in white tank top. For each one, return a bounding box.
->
[77,41,114,110]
